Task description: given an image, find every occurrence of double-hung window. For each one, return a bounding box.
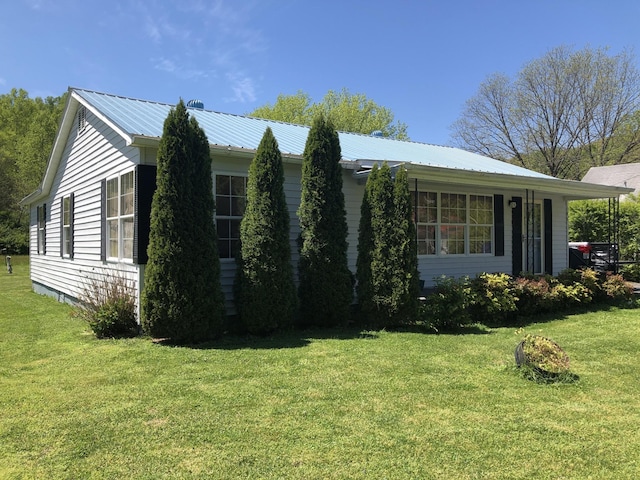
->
[215,174,247,259]
[37,204,46,254]
[106,171,134,260]
[413,191,493,256]
[61,194,74,257]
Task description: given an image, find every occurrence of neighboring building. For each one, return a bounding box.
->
[582,163,640,200]
[20,88,631,315]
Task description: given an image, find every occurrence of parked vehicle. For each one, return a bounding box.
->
[568,242,618,272]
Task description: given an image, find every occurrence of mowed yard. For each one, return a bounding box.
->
[1,257,639,479]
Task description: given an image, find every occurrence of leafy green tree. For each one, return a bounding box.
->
[249,88,409,140]
[569,197,640,261]
[297,115,353,327]
[452,46,640,179]
[141,100,225,343]
[235,127,297,335]
[0,89,65,253]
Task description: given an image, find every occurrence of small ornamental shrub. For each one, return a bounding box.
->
[422,276,472,331]
[469,273,517,325]
[513,275,554,316]
[621,263,640,282]
[74,271,138,339]
[600,273,634,304]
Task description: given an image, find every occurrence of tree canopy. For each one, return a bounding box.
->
[0,88,66,252]
[249,88,409,140]
[451,45,640,179]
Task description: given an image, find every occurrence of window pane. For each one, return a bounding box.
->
[63,197,70,225]
[470,226,492,254]
[218,239,230,259]
[216,175,230,196]
[107,179,119,217]
[231,176,246,196]
[231,196,246,216]
[440,225,465,254]
[216,196,231,216]
[216,219,230,238]
[108,220,118,257]
[121,172,134,216]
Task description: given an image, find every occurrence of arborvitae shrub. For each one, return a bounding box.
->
[297,115,353,328]
[235,127,296,335]
[141,100,225,343]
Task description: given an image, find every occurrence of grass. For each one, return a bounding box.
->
[1,256,640,479]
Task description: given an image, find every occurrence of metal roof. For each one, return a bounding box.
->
[74,88,553,180]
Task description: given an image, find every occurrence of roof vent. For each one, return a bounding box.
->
[187,99,204,109]
[370,130,383,137]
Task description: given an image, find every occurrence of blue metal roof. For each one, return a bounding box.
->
[74,88,553,179]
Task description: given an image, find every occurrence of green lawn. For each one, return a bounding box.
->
[1,257,639,479]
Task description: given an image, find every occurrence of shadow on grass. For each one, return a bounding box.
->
[154,326,379,351]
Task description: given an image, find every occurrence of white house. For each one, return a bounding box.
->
[20,88,631,315]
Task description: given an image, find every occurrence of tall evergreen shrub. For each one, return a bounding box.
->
[356,164,420,328]
[390,166,420,323]
[235,127,296,335]
[141,100,225,343]
[297,115,353,327]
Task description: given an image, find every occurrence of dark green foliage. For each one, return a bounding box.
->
[621,263,640,282]
[390,166,421,323]
[297,115,353,327]
[235,127,297,335]
[141,100,225,343]
[73,271,138,339]
[356,164,420,328]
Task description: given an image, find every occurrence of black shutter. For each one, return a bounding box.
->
[133,165,157,264]
[511,197,522,276]
[100,180,106,261]
[494,194,504,256]
[69,193,75,259]
[60,197,64,257]
[43,203,47,255]
[544,199,553,275]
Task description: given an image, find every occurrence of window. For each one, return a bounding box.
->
[37,204,46,254]
[215,174,247,259]
[61,194,73,257]
[413,191,493,256]
[106,171,134,260]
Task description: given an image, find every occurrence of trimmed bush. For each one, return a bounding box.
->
[469,273,517,325]
[141,100,225,343]
[235,127,297,335]
[621,263,640,282]
[422,276,472,331]
[74,271,138,339]
[297,115,353,328]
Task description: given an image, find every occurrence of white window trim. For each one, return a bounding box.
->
[106,171,135,262]
[62,195,72,258]
[414,190,494,257]
[214,172,247,261]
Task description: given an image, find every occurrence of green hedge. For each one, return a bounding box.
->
[421,269,635,331]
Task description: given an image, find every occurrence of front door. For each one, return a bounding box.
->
[524,202,543,274]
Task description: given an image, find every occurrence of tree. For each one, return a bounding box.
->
[141,100,225,343]
[297,115,353,327]
[390,166,421,323]
[249,88,409,140]
[234,127,297,335]
[356,164,419,328]
[0,89,66,253]
[452,46,640,179]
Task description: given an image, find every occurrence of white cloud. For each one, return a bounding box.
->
[0,77,6,87]
[225,73,256,103]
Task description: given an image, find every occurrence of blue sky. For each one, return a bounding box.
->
[1,0,639,146]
